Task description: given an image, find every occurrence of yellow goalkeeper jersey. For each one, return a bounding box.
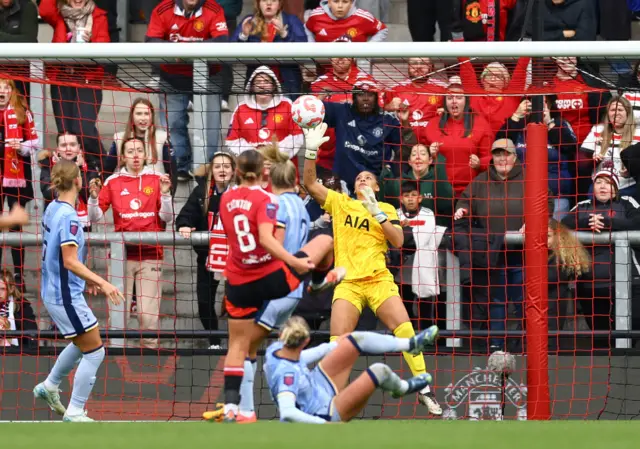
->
[322,189,401,281]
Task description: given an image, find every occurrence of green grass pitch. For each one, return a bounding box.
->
[2,421,639,449]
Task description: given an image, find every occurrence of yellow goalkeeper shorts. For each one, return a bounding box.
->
[332,270,399,314]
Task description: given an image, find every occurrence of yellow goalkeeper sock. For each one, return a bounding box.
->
[393,322,426,376]
[330,335,339,343]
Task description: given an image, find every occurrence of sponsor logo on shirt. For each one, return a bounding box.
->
[130,199,141,211]
[318,29,328,36]
[347,120,356,127]
[258,128,271,140]
[244,117,255,125]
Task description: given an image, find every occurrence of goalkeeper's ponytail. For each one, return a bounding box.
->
[280,316,310,349]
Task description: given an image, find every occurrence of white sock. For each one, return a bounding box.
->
[44,343,82,391]
[350,332,411,353]
[67,346,105,415]
[367,363,408,395]
[239,359,257,417]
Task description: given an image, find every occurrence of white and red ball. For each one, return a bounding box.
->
[291,95,325,129]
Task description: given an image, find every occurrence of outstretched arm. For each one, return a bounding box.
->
[0,205,28,229]
[302,123,331,206]
[276,392,327,424]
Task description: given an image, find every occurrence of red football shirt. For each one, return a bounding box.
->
[385,80,446,141]
[305,7,386,42]
[220,185,284,284]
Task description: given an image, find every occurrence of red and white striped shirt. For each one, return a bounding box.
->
[581,123,640,191]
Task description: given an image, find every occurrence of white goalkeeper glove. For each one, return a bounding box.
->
[360,186,387,224]
[302,122,329,160]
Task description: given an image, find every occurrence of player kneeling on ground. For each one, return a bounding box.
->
[265,316,437,423]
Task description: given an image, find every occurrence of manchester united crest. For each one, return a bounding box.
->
[347,28,358,38]
[465,2,482,24]
[274,114,284,124]
[193,20,204,32]
[143,186,154,196]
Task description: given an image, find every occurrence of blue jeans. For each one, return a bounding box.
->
[159,87,221,173]
[553,197,571,222]
[489,253,524,350]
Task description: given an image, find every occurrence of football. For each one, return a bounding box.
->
[291,95,325,129]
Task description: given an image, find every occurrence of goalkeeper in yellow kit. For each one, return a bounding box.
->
[302,122,442,415]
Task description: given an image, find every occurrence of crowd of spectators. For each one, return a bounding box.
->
[1,0,640,353]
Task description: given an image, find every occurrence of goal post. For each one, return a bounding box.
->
[2,41,640,421]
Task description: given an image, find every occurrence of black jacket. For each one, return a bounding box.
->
[175,177,226,256]
[541,0,596,41]
[561,196,640,284]
[0,0,38,43]
[38,150,101,218]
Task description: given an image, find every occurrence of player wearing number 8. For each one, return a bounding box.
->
[211,149,346,423]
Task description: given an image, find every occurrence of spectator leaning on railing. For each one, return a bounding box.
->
[39,0,109,170]
[453,138,551,353]
[145,0,228,182]
[233,0,307,98]
[561,166,640,348]
[88,137,173,349]
[176,151,235,350]
[38,132,100,237]
[0,76,38,291]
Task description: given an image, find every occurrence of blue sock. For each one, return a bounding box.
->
[350,332,411,354]
[67,346,105,415]
[44,343,82,390]
[238,358,257,416]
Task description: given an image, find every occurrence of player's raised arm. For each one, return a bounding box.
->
[302,123,331,206]
[0,204,29,229]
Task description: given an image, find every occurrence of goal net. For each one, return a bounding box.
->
[0,41,639,421]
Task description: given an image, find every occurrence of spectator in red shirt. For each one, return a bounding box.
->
[0,77,39,291]
[421,84,493,197]
[145,0,229,182]
[311,53,377,175]
[39,0,110,170]
[457,55,530,136]
[385,58,448,143]
[107,98,175,184]
[305,0,388,42]
[88,137,173,349]
[233,0,307,98]
[225,66,304,160]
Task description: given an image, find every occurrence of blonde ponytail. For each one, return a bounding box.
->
[280,316,310,349]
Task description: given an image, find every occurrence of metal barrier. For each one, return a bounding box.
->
[2,230,636,348]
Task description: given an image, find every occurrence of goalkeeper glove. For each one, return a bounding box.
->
[302,123,330,160]
[360,186,387,224]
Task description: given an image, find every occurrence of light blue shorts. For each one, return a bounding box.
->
[45,299,98,339]
[309,365,341,422]
[255,294,300,331]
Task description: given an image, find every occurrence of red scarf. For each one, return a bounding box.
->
[2,105,25,188]
[206,211,229,273]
